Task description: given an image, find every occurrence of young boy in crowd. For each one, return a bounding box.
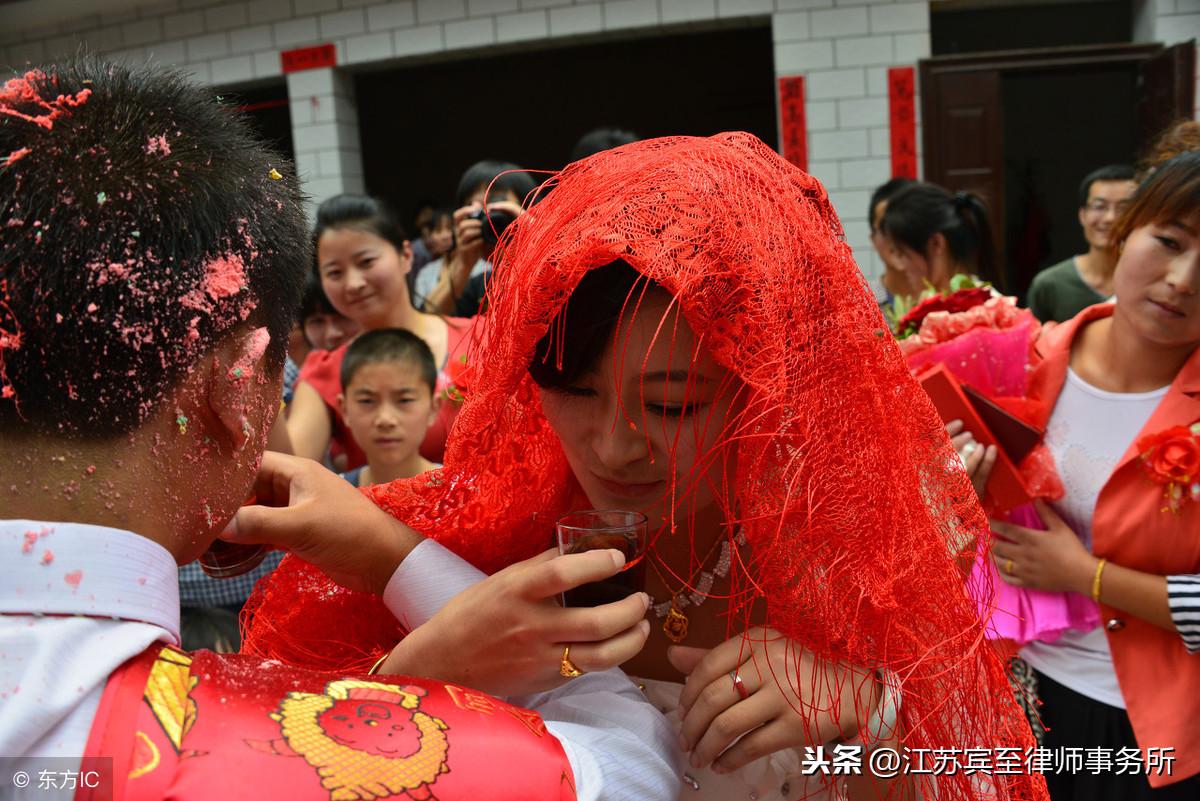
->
[338,329,440,487]
[0,58,675,801]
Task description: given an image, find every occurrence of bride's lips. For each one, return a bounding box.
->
[591,473,665,500]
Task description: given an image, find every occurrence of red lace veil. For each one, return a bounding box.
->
[245,133,1042,800]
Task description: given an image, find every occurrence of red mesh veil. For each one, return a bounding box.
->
[244,133,1043,800]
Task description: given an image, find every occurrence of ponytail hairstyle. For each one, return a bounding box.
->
[881,182,996,283]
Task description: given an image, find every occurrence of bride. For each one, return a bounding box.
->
[247,133,1043,801]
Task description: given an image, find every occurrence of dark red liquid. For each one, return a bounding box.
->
[562,533,645,607]
[198,540,268,578]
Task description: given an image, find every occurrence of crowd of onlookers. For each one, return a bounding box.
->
[179,119,1200,654]
[5,55,1199,800]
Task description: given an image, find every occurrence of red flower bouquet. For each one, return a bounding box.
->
[896,286,993,339]
[895,280,1086,647]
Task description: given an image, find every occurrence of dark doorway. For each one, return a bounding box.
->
[356,24,777,231]
[920,43,1193,298]
[931,0,1132,56]
[224,83,295,163]
[1002,63,1138,295]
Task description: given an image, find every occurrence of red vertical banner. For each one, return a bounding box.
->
[778,76,807,172]
[888,66,917,179]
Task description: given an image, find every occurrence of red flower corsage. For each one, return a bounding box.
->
[443,353,469,404]
[1135,422,1200,513]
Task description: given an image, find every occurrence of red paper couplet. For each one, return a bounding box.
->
[888,66,917,179]
[281,43,337,74]
[778,75,807,172]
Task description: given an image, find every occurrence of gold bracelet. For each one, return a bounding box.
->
[1091,558,1108,603]
[368,650,390,675]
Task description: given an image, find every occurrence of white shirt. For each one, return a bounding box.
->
[0,520,680,801]
[1019,369,1169,708]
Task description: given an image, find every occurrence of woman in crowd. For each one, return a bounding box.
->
[248,133,1043,801]
[983,152,1200,800]
[881,182,996,300]
[285,194,471,467]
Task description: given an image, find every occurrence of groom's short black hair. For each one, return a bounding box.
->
[0,56,309,437]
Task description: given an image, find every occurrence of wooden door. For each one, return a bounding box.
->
[919,65,1007,289]
[1137,41,1197,150]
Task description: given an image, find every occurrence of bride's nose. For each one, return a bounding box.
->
[591,402,651,471]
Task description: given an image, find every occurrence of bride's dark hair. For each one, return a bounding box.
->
[529,260,658,389]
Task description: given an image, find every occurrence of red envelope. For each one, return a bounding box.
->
[918,363,1035,514]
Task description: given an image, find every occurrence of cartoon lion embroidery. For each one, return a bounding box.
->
[256,679,450,801]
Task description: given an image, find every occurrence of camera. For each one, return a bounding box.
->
[468,207,517,247]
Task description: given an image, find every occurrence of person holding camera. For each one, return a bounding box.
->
[415,160,536,316]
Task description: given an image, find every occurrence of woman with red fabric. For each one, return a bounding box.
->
[247,134,1045,801]
[286,195,471,468]
[971,153,1200,800]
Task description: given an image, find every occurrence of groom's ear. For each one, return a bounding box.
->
[205,327,275,452]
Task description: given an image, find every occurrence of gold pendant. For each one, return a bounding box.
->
[663,603,689,643]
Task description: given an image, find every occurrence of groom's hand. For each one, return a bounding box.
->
[379,548,652,696]
[219,450,420,594]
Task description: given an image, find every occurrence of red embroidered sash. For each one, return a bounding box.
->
[76,644,576,801]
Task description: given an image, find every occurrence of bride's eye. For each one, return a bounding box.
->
[646,401,706,418]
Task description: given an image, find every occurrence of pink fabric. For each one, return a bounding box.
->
[968,503,1101,648]
[901,297,1093,646]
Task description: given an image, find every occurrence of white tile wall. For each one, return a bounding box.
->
[810,7,869,37]
[230,24,273,54]
[471,0,521,13]
[204,3,248,31]
[719,0,776,14]
[775,39,835,71]
[497,11,550,42]
[394,24,445,55]
[123,18,164,46]
[345,31,394,64]
[549,3,603,35]
[661,0,718,23]
[368,2,418,31]
[417,0,468,24]
[2,0,941,290]
[272,17,319,47]
[210,53,253,83]
[185,32,230,61]
[247,0,293,24]
[163,10,205,39]
[319,10,367,39]
[603,0,660,30]
[445,17,496,48]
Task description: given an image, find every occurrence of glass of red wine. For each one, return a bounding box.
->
[198,495,269,578]
[556,510,648,607]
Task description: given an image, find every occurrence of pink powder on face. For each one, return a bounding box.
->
[64,570,82,588]
[40,550,53,565]
[21,532,37,554]
[144,134,171,156]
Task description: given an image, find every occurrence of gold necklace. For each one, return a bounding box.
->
[646,529,746,643]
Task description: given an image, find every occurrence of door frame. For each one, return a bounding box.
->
[919,42,1171,291]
